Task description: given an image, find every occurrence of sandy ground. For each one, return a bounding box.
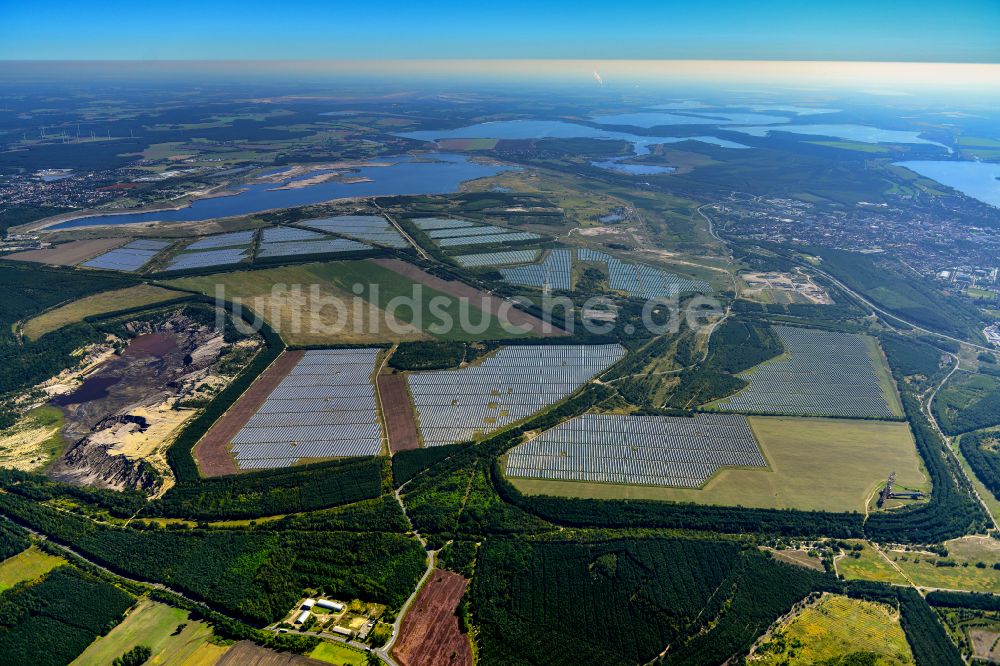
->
[0,424,60,471]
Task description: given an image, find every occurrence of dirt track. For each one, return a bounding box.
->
[193,350,304,477]
[373,258,565,337]
[378,373,420,453]
[392,569,473,666]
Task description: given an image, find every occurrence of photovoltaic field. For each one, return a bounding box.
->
[407,344,625,446]
[185,230,256,250]
[302,215,409,248]
[229,348,383,469]
[411,217,541,248]
[164,247,249,271]
[82,239,172,272]
[577,248,711,297]
[500,249,571,290]
[257,237,372,258]
[713,326,896,418]
[453,249,542,267]
[506,413,765,487]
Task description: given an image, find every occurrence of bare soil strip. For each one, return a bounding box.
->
[217,641,328,666]
[372,257,565,337]
[379,374,420,453]
[193,350,305,477]
[392,569,473,666]
[7,238,128,266]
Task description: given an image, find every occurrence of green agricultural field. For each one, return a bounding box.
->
[840,537,1000,593]
[510,416,925,512]
[168,259,535,344]
[0,546,65,592]
[308,641,369,665]
[750,593,913,665]
[70,597,227,666]
[21,284,185,340]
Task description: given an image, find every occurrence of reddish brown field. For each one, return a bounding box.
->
[6,238,126,266]
[217,641,328,666]
[193,350,304,477]
[378,373,420,453]
[373,258,565,337]
[392,569,473,666]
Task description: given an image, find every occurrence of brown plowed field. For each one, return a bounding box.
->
[193,350,304,477]
[378,373,420,453]
[392,569,473,666]
[217,641,329,666]
[7,238,127,266]
[373,258,565,337]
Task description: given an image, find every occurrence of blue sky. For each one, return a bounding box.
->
[2,0,999,62]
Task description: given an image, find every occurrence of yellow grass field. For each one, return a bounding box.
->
[0,546,65,592]
[840,536,1000,593]
[750,593,913,665]
[510,416,925,512]
[71,598,228,666]
[22,284,185,340]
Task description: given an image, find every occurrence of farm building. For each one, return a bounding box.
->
[295,610,311,624]
[316,599,344,612]
[302,598,316,609]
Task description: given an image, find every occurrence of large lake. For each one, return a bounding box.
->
[727,124,949,150]
[399,119,749,155]
[49,154,509,229]
[590,111,791,128]
[895,160,1000,207]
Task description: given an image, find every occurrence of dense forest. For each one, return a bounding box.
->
[0,492,425,624]
[0,566,135,666]
[958,431,1000,501]
[471,536,838,666]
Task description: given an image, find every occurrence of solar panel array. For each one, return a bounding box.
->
[407,344,625,446]
[231,349,383,469]
[261,226,327,243]
[506,413,765,487]
[577,249,711,297]
[500,249,572,290]
[164,247,249,271]
[186,230,256,250]
[713,326,895,418]
[82,240,170,272]
[256,237,372,258]
[453,249,542,267]
[427,225,510,239]
[412,217,477,231]
[124,239,172,251]
[301,215,409,248]
[437,231,541,247]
